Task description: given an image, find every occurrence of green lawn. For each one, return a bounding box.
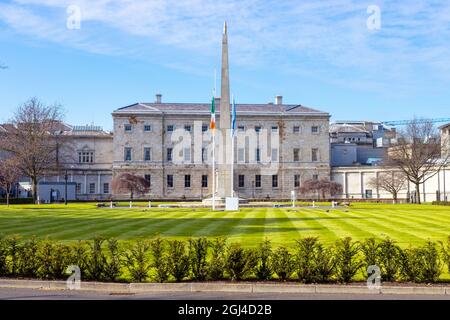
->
[0,203,449,247]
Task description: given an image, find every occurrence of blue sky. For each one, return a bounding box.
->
[1,0,450,131]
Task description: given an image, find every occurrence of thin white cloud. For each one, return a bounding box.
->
[1,0,450,94]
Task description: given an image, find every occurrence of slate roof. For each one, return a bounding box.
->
[113,102,329,116]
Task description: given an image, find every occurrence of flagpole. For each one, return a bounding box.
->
[230,95,234,198]
[212,128,216,211]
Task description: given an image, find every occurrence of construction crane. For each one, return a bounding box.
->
[382,118,450,126]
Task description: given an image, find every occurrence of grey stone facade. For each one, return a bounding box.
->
[111,100,331,200]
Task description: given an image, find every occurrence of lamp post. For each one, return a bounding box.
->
[64,169,68,205]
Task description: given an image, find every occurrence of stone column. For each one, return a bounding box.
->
[217,22,232,199]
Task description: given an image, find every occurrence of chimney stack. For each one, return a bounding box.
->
[155,93,162,104]
[275,95,283,105]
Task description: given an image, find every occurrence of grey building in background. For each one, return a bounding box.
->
[330,121,394,166]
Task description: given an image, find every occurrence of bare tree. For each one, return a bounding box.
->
[367,171,406,202]
[0,97,66,202]
[300,178,342,200]
[112,173,150,200]
[388,119,449,204]
[0,158,22,206]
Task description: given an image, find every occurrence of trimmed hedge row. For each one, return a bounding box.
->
[1,235,450,283]
[0,198,34,205]
[432,201,450,206]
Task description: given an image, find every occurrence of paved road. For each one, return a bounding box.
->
[1,287,450,300]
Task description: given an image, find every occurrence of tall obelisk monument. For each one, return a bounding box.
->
[217,21,232,198]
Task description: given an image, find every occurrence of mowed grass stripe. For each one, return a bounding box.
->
[263,208,300,246]
[286,209,338,243]
[190,210,236,237]
[118,209,208,239]
[231,208,266,245]
[191,210,251,241]
[298,208,369,241]
[348,209,432,245]
[60,209,193,239]
[351,207,450,241]
[9,210,145,238]
[380,208,450,233]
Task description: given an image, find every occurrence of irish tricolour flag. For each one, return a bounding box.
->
[210,97,216,131]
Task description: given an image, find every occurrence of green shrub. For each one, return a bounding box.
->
[378,238,401,282]
[104,238,122,281]
[188,238,209,281]
[315,243,335,282]
[37,240,55,279]
[334,237,362,283]
[70,240,89,277]
[208,237,227,280]
[168,240,190,282]
[125,239,152,282]
[150,236,169,283]
[0,236,8,276]
[255,239,273,280]
[17,237,40,277]
[271,246,294,281]
[400,247,423,282]
[36,240,71,279]
[51,243,72,279]
[360,238,379,274]
[6,235,21,276]
[420,241,442,283]
[86,236,107,281]
[439,236,450,274]
[295,237,319,283]
[225,243,257,280]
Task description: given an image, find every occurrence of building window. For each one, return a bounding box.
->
[144,147,151,161]
[167,148,173,161]
[271,126,278,132]
[167,175,173,188]
[312,174,319,181]
[78,151,94,163]
[312,148,319,162]
[124,147,132,161]
[201,175,208,188]
[238,126,245,132]
[293,148,300,162]
[238,148,245,162]
[144,125,152,132]
[89,183,96,194]
[365,189,373,199]
[255,175,261,188]
[124,124,132,132]
[144,174,151,187]
[293,126,300,133]
[256,148,261,162]
[202,125,208,132]
[76,183,81,194]
[311,126,319,134]
[294,175,300,188]
[271,148,278,162]
[255,126,261,133]
[184,175,191,188]
[272,175,278,188]
[238,175,245,188]
[202,148,207,162]
[103,183,109,194]
[167,125,174,132]
[184,125,192,132]
[184,147,191,162]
